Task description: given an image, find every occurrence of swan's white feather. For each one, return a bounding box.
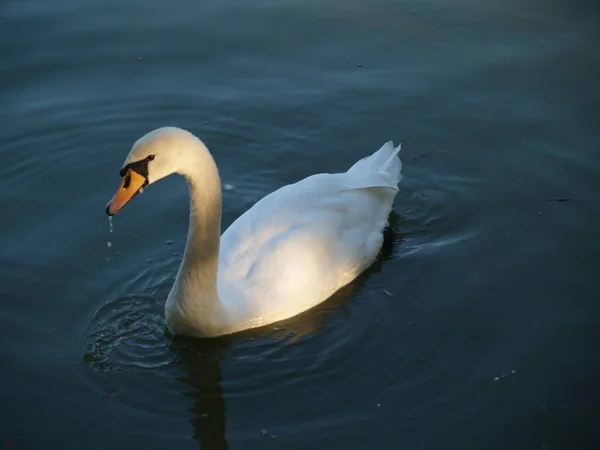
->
[217,141,402,330]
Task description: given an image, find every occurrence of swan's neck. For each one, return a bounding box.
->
[165,146,226,337]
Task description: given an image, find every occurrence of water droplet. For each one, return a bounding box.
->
[108,216,113,233]
[260,430,267,436]
[223,184,235,191]
[107,241,112,248]
[494,377,499,381]
[139,187,144,194]
[165,240,174,246]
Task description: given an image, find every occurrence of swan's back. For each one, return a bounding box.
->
[218,142,402,329]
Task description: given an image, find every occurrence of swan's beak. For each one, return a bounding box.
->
[106,169,147,216]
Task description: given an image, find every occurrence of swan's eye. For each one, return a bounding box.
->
[122,173,131,189]
[147,155,155,161]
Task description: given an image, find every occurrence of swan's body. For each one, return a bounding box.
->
[107,127,402,337]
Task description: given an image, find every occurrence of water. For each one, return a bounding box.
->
[1,0,599,449]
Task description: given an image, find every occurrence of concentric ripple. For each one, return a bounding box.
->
[83,287,174,373]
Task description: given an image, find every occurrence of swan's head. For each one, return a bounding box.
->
[106,127,205,216]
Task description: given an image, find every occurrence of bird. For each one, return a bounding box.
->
[106,127,402,337]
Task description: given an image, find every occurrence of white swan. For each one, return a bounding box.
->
[106,127,402,337]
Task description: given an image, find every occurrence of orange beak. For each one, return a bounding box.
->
[106,169,147,216]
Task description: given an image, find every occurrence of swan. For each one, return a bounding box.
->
[106,127,402,337]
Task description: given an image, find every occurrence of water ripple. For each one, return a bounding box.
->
[83,290,173,373]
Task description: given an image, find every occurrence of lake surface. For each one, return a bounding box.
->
[1,0,599,449]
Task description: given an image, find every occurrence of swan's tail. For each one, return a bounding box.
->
[347,141,402,190]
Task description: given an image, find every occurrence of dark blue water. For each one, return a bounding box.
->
[1,0,599,449]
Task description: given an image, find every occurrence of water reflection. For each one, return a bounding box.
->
[167,301,352,449]
[170,335,231,450]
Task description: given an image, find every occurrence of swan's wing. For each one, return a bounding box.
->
[218,142,401,322]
